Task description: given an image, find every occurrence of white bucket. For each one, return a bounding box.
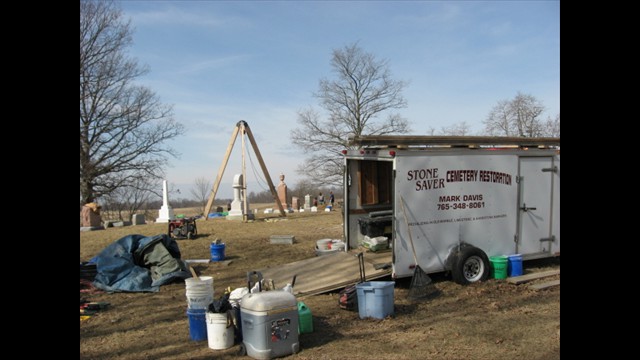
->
[206,311,234,350]
[185,276,213,288]
[185,276,214,310]
[316,239,332,250]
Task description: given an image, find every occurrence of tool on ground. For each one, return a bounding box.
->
[400,196,437,300]
[81,301,110,310]
[80,300,110,316]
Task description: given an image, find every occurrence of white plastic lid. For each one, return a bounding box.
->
[240,291,297,311]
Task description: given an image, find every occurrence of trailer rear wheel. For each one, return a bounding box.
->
[452,247,490,285]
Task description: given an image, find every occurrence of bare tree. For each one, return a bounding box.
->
[248,190,274,204]
[483,92,546,137]
[540,113,560,137]
[291,42,410,186]
[101,177,160,221]
[190,177,211,215]
[290,179,319,200]
[428,121,474,136]
[80,0,184,205]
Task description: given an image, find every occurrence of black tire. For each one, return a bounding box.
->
[451,246,490,285]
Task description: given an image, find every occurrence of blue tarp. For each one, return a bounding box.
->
[91,233,191,293]
[208,212,226,218]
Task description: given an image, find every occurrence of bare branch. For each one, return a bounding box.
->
[430,121,475,136]
[291,42,410,186]
[101,176,160,221]
[483,92,552,137]
[540,113,560,137]
[80,1,184,204]
[190,177,212,215]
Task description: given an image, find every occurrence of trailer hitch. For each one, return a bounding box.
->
[520,203,537,212]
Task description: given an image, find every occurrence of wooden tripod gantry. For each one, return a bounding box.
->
[203,120,286,220]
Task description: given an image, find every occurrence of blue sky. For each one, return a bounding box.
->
[118,0,560,200]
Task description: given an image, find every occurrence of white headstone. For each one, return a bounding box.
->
[227,174,255,220]
[156,180,175,223]
[304,194,311,210]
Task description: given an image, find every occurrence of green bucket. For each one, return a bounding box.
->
[489,256,508,279]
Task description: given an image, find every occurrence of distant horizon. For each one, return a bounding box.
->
[166,179,343,203]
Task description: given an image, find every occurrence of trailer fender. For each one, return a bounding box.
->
[448,244,490,285]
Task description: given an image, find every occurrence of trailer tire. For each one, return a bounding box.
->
[451,246,490,285]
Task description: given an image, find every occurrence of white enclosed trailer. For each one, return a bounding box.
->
[342,136,560,284]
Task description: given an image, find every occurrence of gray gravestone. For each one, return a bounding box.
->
[132,214,146,225]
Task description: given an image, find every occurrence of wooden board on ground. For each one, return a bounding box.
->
[257,250,392,297]
[529,279,560,291]
[507,269,560,285]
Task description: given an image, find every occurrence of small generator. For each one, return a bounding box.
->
[168,216,198,239]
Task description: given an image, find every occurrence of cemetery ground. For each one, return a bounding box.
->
[80,205,560,359]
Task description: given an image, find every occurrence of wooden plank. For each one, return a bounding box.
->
[204,124,240,218]
[257,251,392,297]
[530,279,560,291]
[506,269,560,285]
[348,135,560,147]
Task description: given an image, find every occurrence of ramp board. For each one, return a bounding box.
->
[506,269,560,284]
[257,250,392,297]
[529,279,560,291]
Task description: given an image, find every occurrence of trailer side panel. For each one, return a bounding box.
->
[393,153,520,278]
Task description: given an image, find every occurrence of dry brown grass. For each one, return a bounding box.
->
[80,205,560,360]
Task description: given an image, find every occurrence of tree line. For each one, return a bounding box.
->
[101,176,341,221]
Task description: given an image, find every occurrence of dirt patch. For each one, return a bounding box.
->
[80,207,559,359]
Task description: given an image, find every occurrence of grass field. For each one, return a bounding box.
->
[80,205,559,359]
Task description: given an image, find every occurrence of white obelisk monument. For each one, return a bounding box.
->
[156,180,175,223]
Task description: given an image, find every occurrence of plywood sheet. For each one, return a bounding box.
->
[257,250,392,297]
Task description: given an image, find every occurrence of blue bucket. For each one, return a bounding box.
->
[187,308,207,341]
[508,254,523,277]
[210,243,226,262]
